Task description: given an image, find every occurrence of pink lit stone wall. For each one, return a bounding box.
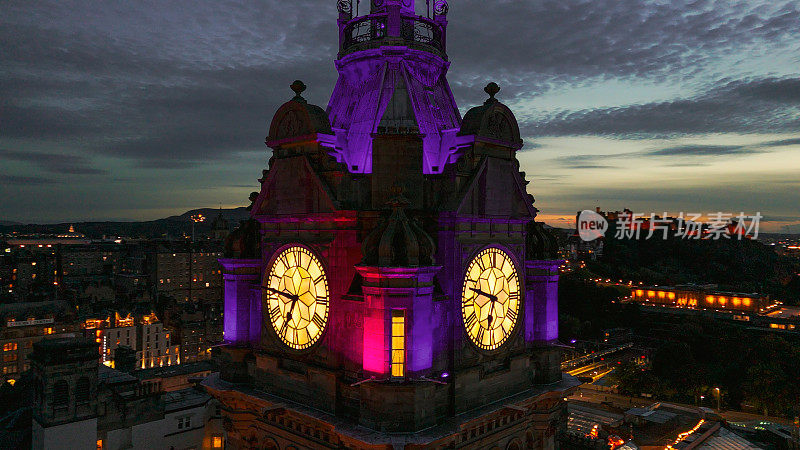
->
[357,266,440,377]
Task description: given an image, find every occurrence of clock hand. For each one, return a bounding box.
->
[266,287,301,336]
[264,287,299,301]
[280,291,305,336]
[470,287,498,329]
[469,287,497,302]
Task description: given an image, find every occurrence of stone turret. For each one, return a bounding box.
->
[329,0,458,177]
[31,337,99,450]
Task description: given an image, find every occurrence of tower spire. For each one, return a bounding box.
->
[329,0,457,177]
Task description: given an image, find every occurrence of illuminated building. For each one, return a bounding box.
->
[630,285,773,314]
[28,337,223,450]
[1,301,76,385]
[82,311,180,369]
[207,2,576,448]
[152,244,223,304]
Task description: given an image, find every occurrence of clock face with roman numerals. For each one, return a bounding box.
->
[461,247,520,350]
[265,246,329,350]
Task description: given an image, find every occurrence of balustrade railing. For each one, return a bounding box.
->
[341,14,444,54]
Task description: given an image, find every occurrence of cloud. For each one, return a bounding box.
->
[646,145,757,157]
[758,137,800,147]
[0,149,107,175]
[447,0,800,102]
[1,1,799,221]
[0,175,55,185]
[526,77,800,138]
[551,153,625,169]
[548,133,800,169]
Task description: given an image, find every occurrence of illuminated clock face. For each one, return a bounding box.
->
[265,246,329,350]
[461,247,520,350]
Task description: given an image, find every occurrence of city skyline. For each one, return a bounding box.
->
[2,0,799,232]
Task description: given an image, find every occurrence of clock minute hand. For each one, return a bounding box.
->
[266,287,299,335]
[470,287,497,329]
[265,286,298,300]
[470,287,497,302]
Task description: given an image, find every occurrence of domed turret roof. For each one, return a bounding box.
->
[266,81,332,146]
[459,82,523,149]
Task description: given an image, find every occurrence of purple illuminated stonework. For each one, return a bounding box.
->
[208,1,578,447]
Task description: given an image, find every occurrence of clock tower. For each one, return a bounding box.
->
[207,1,578,448]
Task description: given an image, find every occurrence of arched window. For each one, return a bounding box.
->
[76,377,90,403]
[53,380,69,407]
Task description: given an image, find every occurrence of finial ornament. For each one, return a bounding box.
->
[291,80,307,95]
[290,80,307,102]
[484,82,500,102]
[337,0,352,14]
[433,0,448,15]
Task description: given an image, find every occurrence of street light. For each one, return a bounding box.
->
[190,214,206,243]
[713,387,721,412]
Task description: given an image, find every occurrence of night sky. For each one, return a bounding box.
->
[2,1,799,232]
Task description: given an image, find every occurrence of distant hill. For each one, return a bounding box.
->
[0,221,21,226]
[0,207,251,239]
[585,230,800,304]
[165,207,251,223]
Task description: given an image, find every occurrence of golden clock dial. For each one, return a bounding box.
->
[265,246,329,350]
[461,247,520,350]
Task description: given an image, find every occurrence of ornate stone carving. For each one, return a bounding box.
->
[276,110,303,139]
[485,111,512,140]
[362,186,436,267]
[433,0,448,15]
[337,0,352,14]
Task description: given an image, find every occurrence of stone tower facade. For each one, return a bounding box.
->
[208,1,577,448]
[31,337,99,450]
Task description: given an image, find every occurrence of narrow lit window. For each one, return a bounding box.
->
[212,436,223,448]
[391,310,405,379]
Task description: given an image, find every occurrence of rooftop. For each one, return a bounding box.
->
[163,387,211,413]
[135,360,215,380]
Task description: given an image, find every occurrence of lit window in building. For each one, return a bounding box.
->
[743,298,751,307]
[718,297,727,306]
[391,310,405,378]
[668,292,676,300]
[635,290,643,297]
[732,297,741,306]
[96,439,103,450]
[706,295,715,304]
[647,291,655,298]
[3,343,17,352]
[657,291,665,299]
[212,436,223,448]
